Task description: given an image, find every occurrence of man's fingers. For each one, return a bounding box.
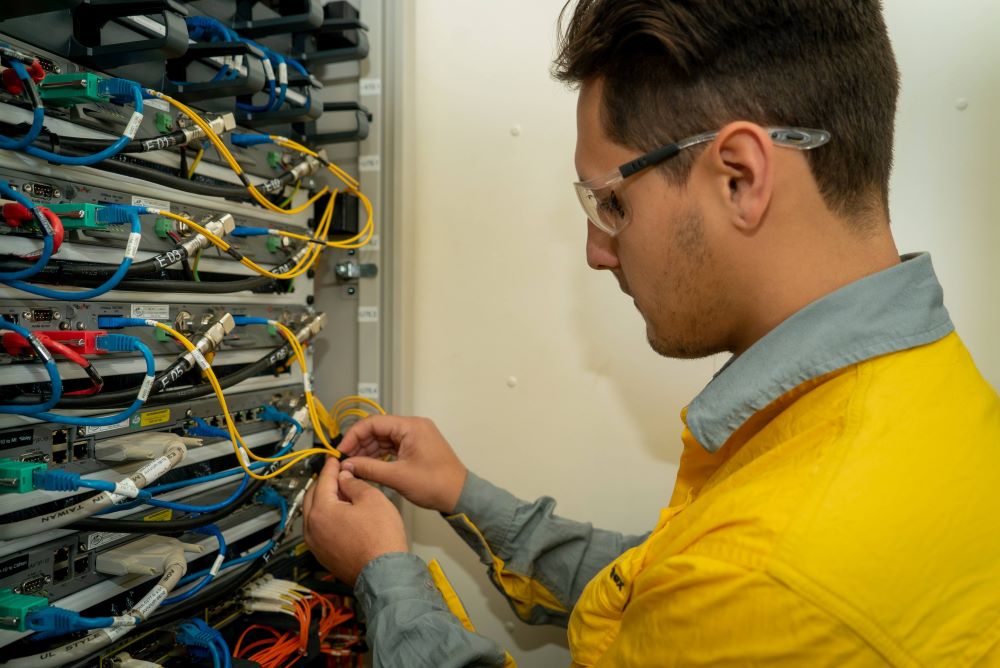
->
[313,456,341,501]
[341,456,403,489]
[339,415,407,456]
[337,469,377,503]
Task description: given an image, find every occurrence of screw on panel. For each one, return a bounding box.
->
[52,189,62,199]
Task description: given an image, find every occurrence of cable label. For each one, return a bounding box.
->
[302,375,312,393]
[261,178,283,193]
[138,375,154,402]
[125,232,141,259]
[113,478,141,498]
[190,349,211,370]
[109,616,136,628]
[138,455,174,484]
[141,135,174,152]
[124,112,144,140]
[131,585,168,620]
[278,61,288,85]
[263,58,275,82]
[210,554,225,577]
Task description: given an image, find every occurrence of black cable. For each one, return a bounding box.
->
[54,340,295,408]
[51,129,190,154]
[67,476,267,533]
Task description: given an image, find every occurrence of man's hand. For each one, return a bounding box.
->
[303,457,408,586]
[339,415,468,514]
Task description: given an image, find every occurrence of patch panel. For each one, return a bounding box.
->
[0,166,319,266]
[0,1,378,664]
[0,299,313,355]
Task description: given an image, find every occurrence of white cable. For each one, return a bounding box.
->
[0,444,186,540]
[5,551,187,668]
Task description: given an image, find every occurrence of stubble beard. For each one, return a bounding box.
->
[643,206,726,360]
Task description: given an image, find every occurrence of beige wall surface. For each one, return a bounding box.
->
[393,1,1000,666]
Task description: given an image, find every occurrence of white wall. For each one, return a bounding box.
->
[394,2,1000,666]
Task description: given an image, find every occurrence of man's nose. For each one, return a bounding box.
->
[586,221,620,271]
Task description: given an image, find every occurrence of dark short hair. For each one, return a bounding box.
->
[554,0,900,224]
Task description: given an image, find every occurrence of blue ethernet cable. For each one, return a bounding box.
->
[0,179,55,280]
[32,468,151,499]
[25,607,137,641]
[177,617,231,668]
[93,418,303,516]
[25,334,154,426]
[163,525,226,606]
[23,79,144,166]
[176,490,288,587]
[0,319,61,413]
[0,205,143,299]
[0,60,44,152]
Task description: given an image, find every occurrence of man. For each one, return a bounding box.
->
[304,0,1000,665]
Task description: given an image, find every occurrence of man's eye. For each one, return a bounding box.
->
[597,191,625,219]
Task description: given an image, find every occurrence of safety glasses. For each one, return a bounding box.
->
[573,127,831,236]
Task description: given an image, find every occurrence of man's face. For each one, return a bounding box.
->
[574,79,733,359]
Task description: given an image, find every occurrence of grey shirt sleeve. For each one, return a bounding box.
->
[354,552,509,668]
[443,472,649,627]
[351,473,647,667]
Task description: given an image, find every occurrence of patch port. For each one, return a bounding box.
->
[208,416,220,428]
[51,429,67,446]
[72,440,89,461]
[73,554,90,576]
[51,448,67,465]
[52,546,70,582]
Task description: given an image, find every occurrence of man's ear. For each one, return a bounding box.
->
[703,122,775,233]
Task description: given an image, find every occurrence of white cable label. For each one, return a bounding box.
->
[237,446,250,468]
[137,455,173,484]
[263,59,275,82]
[278,62,288,85]
[125,233,142,259]
[210,554,225,577]
[138,375,154,402]
[113,478,141,498]
[302,375,312,393]
[124,112,144,140]
[101,626,130,642]
[144,319,159,328]
[132,585,167,620]
[109,615,136,628]
[190,349,210,370]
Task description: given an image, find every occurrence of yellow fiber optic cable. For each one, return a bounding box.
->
[148,321,342,479]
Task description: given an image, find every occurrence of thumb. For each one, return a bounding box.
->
[337,469,375,503]
[342,456,401,488]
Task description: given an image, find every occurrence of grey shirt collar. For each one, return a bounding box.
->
[686,253,955,452]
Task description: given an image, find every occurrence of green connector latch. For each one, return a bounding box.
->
[45,203,106,231]
[154,217,175,239]
[38,72,109,107]
[155,111,174,134]
[0,458,46,494]
[0,589,48,632]
[266,151,282,170]
[154,327,171,343]
[266,236,281,254]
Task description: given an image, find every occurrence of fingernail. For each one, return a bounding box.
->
[339,470,353,479]
[342,461,354,472]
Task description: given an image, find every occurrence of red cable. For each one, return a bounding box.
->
[35,333,103,396]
